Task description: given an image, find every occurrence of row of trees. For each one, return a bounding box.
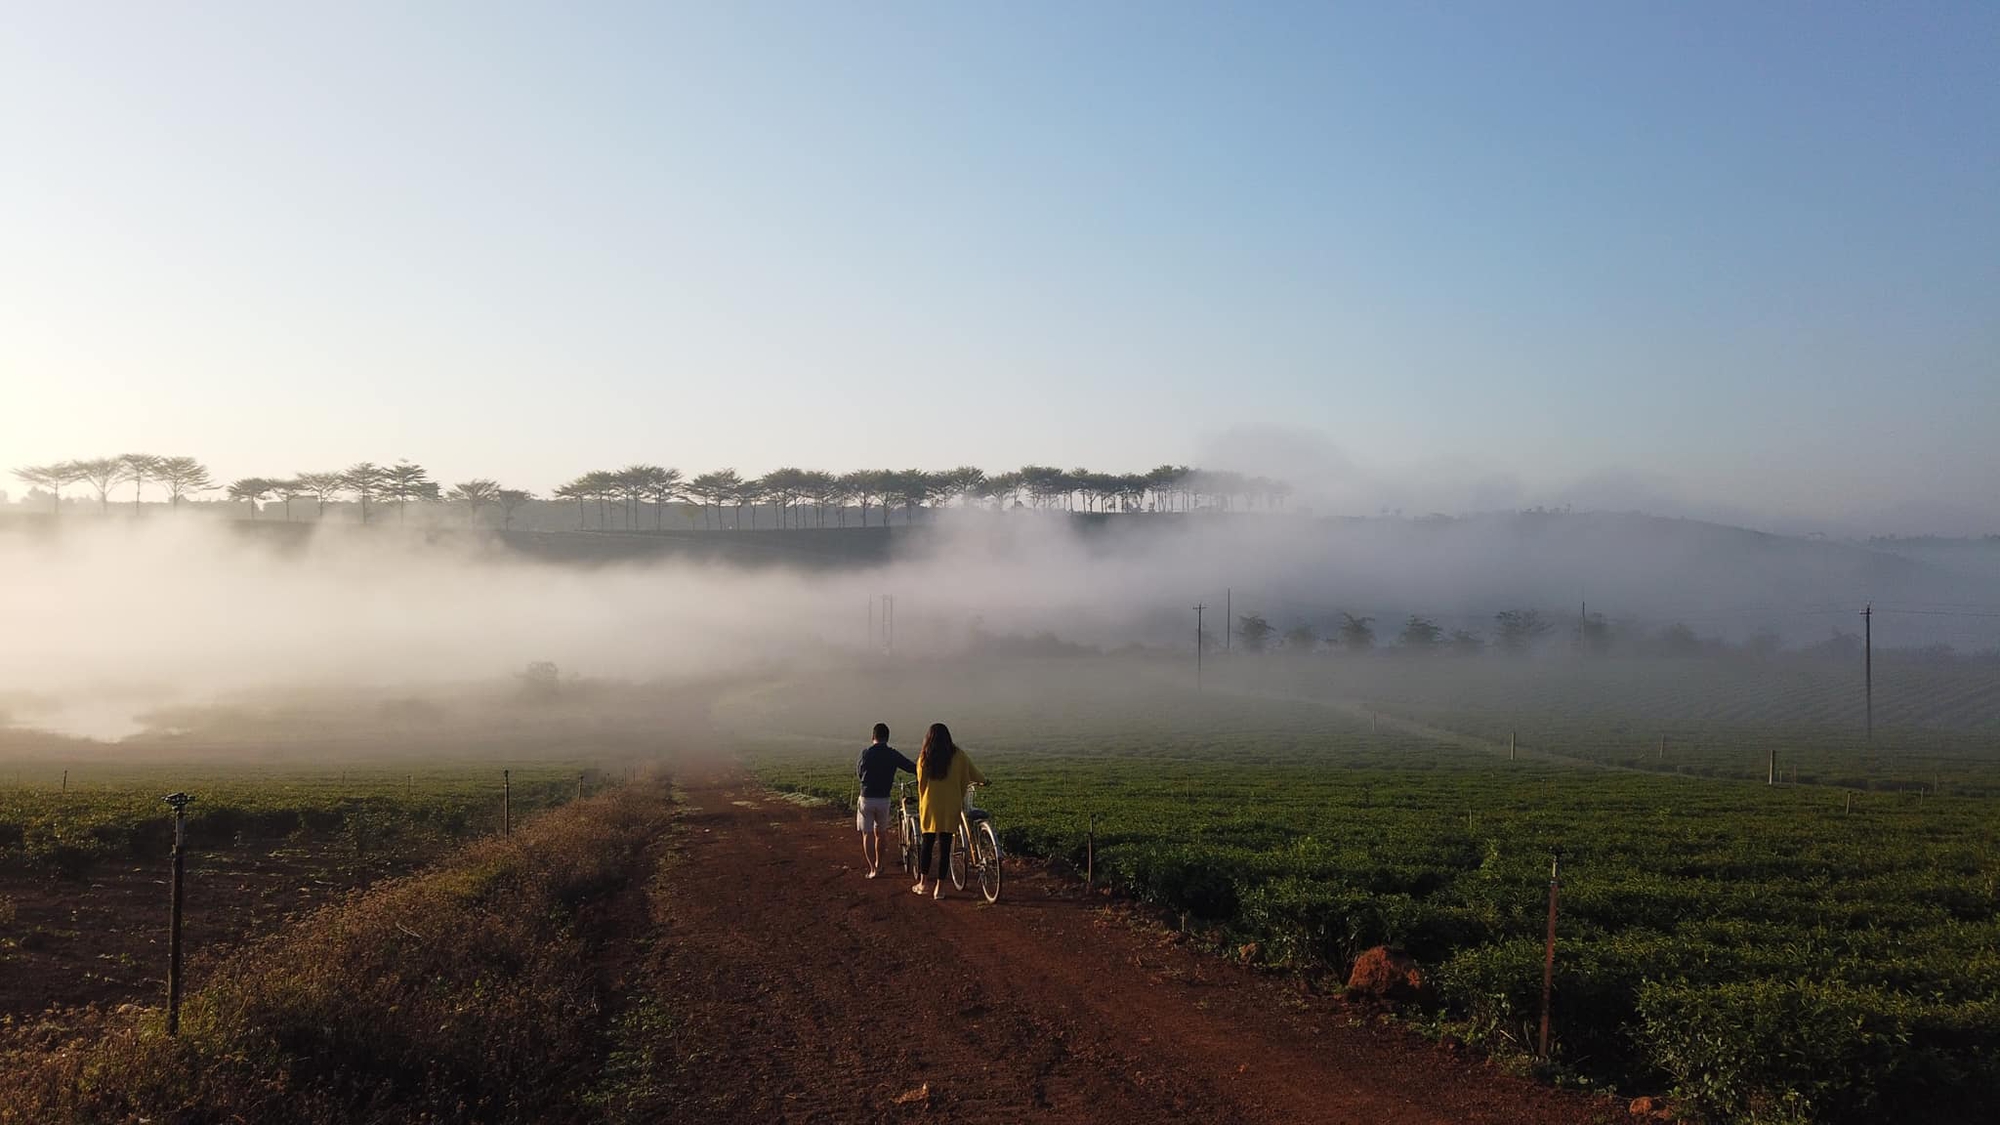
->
[11,457,534,527]
[12,457,1291,529]
[1225,608,1845,659]
[11,455,217,512]
[1231,611,1541,655]
[552,463,1294,530]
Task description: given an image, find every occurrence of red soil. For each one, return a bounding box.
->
[636,779,1621,1124]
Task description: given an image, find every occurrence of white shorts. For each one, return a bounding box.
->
[856,796,891,833]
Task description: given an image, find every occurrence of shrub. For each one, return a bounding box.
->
[1637,978,1909,1125]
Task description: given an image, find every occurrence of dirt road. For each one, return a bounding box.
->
[634,779,1620,1124]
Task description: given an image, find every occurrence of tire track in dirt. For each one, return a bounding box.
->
[624,776,1620,1124]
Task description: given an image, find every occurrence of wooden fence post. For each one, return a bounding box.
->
[164,792,194,1036]
[1538,850,1562,1060]
[1086,812,1095,893]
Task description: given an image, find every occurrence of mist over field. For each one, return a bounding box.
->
[4,509,1997,742]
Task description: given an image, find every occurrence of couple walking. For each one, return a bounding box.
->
[856,721,984,899]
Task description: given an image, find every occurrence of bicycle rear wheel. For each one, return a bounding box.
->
[976,821,1002,903]
[949,826,969,890]
[900,813,920,876]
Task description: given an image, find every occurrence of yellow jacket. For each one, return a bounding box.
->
[916,748,985,834]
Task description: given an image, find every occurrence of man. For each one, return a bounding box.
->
[856,722,915,878]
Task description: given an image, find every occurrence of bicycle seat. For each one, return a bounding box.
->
[965,807,990,821]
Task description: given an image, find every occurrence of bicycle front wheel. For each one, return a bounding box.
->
[976,821,1002,903]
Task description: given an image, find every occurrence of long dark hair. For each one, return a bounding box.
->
[918,723,958,781]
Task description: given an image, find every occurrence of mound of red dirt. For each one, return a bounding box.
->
[1347,946,1432,1005]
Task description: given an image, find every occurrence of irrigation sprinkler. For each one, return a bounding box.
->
[502,769,513,835]
[1538,849,1562,1061]
[163,791,194,1036]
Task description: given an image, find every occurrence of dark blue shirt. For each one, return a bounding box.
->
[857,742,916,798]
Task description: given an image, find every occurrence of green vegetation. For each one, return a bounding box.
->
[733,657,2000,1124]
[0,765,596,876]
[0,780,672,1125]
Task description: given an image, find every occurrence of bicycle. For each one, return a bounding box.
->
[950,783,1003,903]
[896,780,1003,903]
[895,780,922,877]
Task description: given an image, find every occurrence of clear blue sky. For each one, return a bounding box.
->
[3,3,1994,530]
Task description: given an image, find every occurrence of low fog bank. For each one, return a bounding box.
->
[3,511,1996,741]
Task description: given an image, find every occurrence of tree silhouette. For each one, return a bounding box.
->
[295,471,344,518]
[1338,613,1377,651]
[1493,610,1551,654]
[578,470,618,529]
[1449,628,1485,655]
[272,478,307,521]
[383,461,430,523]
[735,477,766,529]
[642,466,682,530]
[1237,614,1274,653]
[985,471,1025,509]
[841,470,893,527]
[227,477,275,519]
[1283,623,1317,652]
[1017,465,1061,508]
[687,470,735,530]
[117,453,162,514]
[1399,615,1443,650]
[496,488,533,530]
[11,463,79,516]
[891,469,941,522]
[760,467,810,529]
[340,462,389,523]
[448,479,499,524]
[552,478,589,529]
[826,474,857,526]
[1494,610,1551,653]
[943,466,986,508]
[156,457,214,508]
[72,457,122,514]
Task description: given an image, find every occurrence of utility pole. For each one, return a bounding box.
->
[1225,588,1231,652]
[1861,604,1873,742]
[886,595,895,655]
[163,791,194,1036]
[1195,603,1206,691]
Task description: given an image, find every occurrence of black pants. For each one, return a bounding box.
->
[919,831,953,883]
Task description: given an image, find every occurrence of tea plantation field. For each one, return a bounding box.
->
[729,656,2000,1125]
[0,764,597,875]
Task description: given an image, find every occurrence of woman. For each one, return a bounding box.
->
[913,722,985,899]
